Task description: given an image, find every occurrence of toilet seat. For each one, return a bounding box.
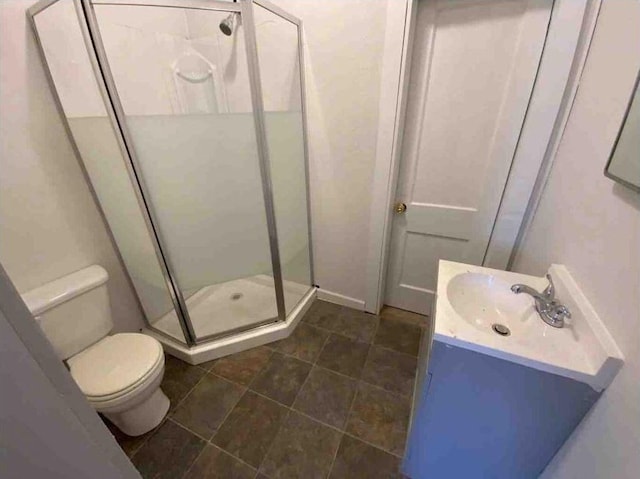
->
[68,333,164,405]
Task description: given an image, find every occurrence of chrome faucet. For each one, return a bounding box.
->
[511,274,571,328]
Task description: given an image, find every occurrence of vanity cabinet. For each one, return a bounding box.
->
[403,339,600,479]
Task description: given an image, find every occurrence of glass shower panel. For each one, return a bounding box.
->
[253,4,313,314]
[93,4,278,340]
[32,0,185,343]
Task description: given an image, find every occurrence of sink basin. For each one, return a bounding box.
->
[446,272,538,339]
[434,261,623,391]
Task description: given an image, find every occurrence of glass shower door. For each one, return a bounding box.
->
[252,1,314,314]
[92,2,279,342]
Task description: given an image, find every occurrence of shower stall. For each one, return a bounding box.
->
[29,0,315,363]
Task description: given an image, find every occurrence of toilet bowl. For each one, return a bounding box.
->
[21,265,169,436]
[68,332,168,436]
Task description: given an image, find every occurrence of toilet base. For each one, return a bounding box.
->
[103,388,170,437]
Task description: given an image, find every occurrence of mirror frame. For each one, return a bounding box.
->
[604,69,640,193]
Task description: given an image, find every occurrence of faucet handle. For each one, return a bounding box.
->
[543,274,555,300]
[550,304,571,326]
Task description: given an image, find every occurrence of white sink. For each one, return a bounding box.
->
[446,272,539,339]
[434,261,623,391]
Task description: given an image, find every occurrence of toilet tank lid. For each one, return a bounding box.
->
[21,265,109,316]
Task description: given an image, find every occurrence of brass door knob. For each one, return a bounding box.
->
[395,202,407,213]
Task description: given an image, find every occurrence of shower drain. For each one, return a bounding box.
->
[230,292,243,301]
[491,323,511,337]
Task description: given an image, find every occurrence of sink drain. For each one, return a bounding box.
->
[230,292,243,301]
[492,323,511,336]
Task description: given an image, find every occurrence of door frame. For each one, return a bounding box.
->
[364,0,602,314]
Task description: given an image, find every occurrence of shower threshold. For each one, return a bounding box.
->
[145,276,316,364]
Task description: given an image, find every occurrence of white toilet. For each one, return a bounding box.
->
[22,265,169,436]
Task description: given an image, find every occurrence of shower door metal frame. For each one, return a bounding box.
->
[28,0,198,346]
[77,0,313,344]
[79,0,200,346]
[251,0,316,296]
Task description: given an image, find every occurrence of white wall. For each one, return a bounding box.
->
[273,0,388,302]
[66,0,388,304]
[3,0,391,316]
[512,0,640,477]
[94,0,388,303]
[0,0,145,333]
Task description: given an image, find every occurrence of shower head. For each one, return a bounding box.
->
[220,13,236,36]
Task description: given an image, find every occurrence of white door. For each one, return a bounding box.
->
[385,0,552,314]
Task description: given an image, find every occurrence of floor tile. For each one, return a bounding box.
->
[272,323,329,362]
[329,435,402,479]
[206,346,272,386]
[338,309,379,343]
[172,374,244,439]
[317,333,370,378]
[374,317,422,356]
[161,355,207,411]
[293,367,357,429]
[345,382,410,456]
[361,346,417,397]
[132,419,205,479]
[302,300,345,326]
[102,415,154,458]
[249,352,312,406]
[212,391,288,468]
[305,302,379,343]
[260,411,342,479]
[184,444,256,479]
[380,306,429,329]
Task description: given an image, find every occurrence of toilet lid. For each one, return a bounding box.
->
[68,333,163,399]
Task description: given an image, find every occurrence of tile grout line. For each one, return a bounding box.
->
[338,311,412,458]
[171,366,211,413]
[202,348,275,475]
[247,387,403,460]
[240,330,415,404]
[205,379,249,443]
[342,431,405,459]
[290,332,331,406]
[355,314,413,458]
[128,361,233,464]
[125,415,170,461]
[281,339,417,389]
[210,440,260,476]
[127,306,417,473]
[205,377,288,475]
[168,394,261,479]
[255,332,332,476]
[167,416,210,443]
[168,416,259,479]
[123,362,210,462]
[243,348,275,393]
[179,434,209,479]
[304,312,421,360]
[327,313,381,478]
[251,398,407,460]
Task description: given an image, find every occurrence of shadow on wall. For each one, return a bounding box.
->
[611,182,640,211]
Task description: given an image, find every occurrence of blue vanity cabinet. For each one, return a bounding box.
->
[403,340,601,479]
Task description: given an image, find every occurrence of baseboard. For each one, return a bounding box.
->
[316,289,366,311]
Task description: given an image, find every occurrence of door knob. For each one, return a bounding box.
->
[395,202,407,213]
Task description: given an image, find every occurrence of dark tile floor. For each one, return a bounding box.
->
[103,301,427,479]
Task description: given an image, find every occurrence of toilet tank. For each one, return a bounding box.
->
[21,265,114,360]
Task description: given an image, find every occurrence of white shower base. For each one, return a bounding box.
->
[145,283,316,365]
[151,274,310,341]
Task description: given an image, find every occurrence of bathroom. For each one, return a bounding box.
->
[0,0,638,477]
